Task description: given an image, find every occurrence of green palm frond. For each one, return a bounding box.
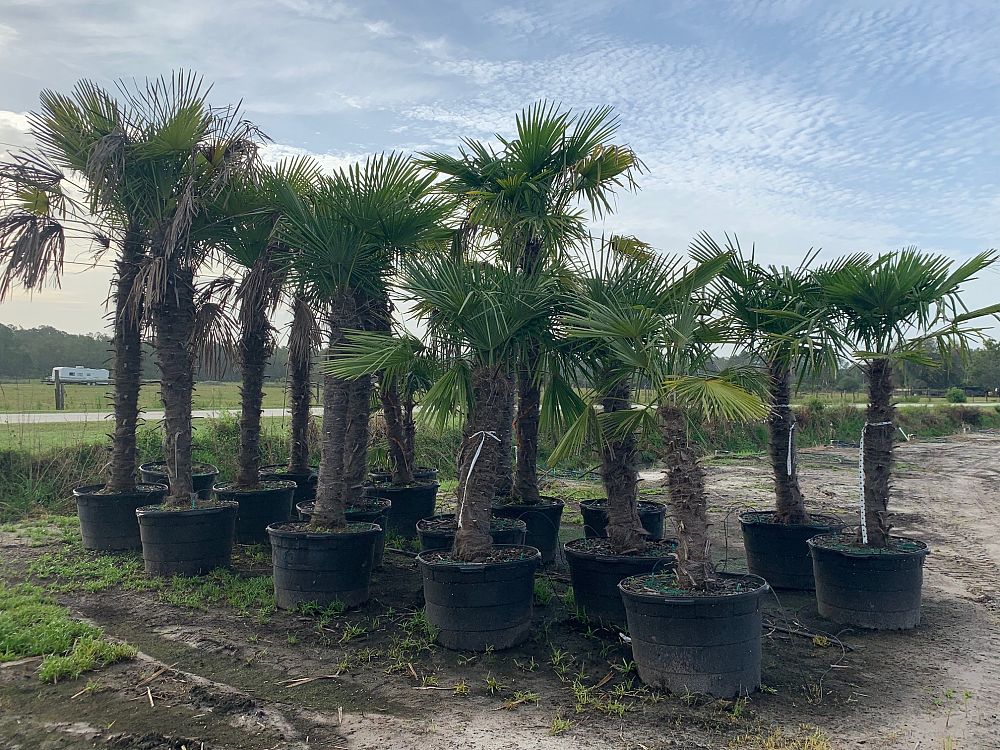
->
[660,374,768,423]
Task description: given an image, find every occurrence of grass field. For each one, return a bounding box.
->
[0,380,294,414]
[0,414,294,451]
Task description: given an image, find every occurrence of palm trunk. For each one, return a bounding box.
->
[286,294,313,475]
[455,363,514,561]
[236,301,270,488]
[658,403,712,588]
[402,390,416,468]
[106,226,143,494]
[341,374,373,507]
[767,361,809,524]
[603,380,645,554]
[154,266,196,505]
[381,380,414,485]
[513,349,542,504]
[493,379,515,501]
[862,358,894,547]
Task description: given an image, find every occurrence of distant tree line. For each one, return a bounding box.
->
[0,324,295,381]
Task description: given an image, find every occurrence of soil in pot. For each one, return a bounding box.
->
[214,481,297,545]
[139,462,219,500]
[579,499,666,540]
[491,497,564,565]
[808,533,930,630]
[259,465,318,504]
[619,572,769,698]
[739,511,844,590]
[268,521,380,610]
[415,514,527,552]
[74,483,168,551]
[369,466,438,484]
[136,500,237,577]
[416,545,541,652]
[564,537,678,627]
[296,499,391,570]
[364,481,438,540]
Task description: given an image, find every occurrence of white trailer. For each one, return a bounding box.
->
[49,366,110,384]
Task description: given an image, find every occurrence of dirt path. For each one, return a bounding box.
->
[2,432,999,750]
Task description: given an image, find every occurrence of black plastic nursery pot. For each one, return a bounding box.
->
[739,511,844,590]
[564,537,678,626]
[415,514,527,552]
[369,466,439,484]
[808,533,930,630]
[268,522,381,610]
[294,500,390,569]
[214,481,297,545]
[138,462,220,500]
[579,499,666,541]
[491,497,565,565]
[417,545,541,651]
[259,465,318,504]
[74,483,168,551]
[619,573,769,698]
[365,481,439,540]
[136,501,238,577]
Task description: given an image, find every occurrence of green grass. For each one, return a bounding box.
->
[0,581,136,682]
[0,379,290,414]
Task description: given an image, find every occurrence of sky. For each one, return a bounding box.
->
[1,0,999,336]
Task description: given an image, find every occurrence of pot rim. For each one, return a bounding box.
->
[416,544,541,572]
[265,521,381,540]
[564,537,678,563]
[807,532,929,558]
[136,500,239,517]
[139,461,219,477]
[214,480,298,494]
[365,479,440,491]
[738,510,844,529]
[618,572,769,605]
[493,496,565,511]
[74,482,168,497]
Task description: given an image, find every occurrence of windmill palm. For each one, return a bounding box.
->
[284,290,320,476]
[278,153,451,527]
[690,234,866,525]
[560,248,767,588]
[419,102,642,505]
[329,254,562,560]
[215,157,321,489]
[817,248,1000,546]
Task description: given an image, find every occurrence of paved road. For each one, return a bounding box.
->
[0,407,324,425]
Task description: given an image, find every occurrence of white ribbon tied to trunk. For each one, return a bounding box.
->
[775,405,795,476]
[858,421,892,544]
[457,430,500,529]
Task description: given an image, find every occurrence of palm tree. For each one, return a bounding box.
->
[561,248,767,588]
[817,249,999,547]
[419,102,642,505]
[215,157,320,489]
[690,234,864,525]
[278,153,451,527]
[330,254,562,560]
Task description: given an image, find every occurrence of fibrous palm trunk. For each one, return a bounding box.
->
[381,380,415,485]
[494,381,515,501]
[106,226,143,494]
[862,358,894,547]
[341,374,372,507]
[658,403,712,588]
[455,363,514,561]
[286,294,313,475]
[603,380,645,554]
[236,299,271,488]
[513,347,542,504]
[154,265,196,504]
[767,361,809,524]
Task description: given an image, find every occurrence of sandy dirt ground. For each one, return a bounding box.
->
[1,431,998,750]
